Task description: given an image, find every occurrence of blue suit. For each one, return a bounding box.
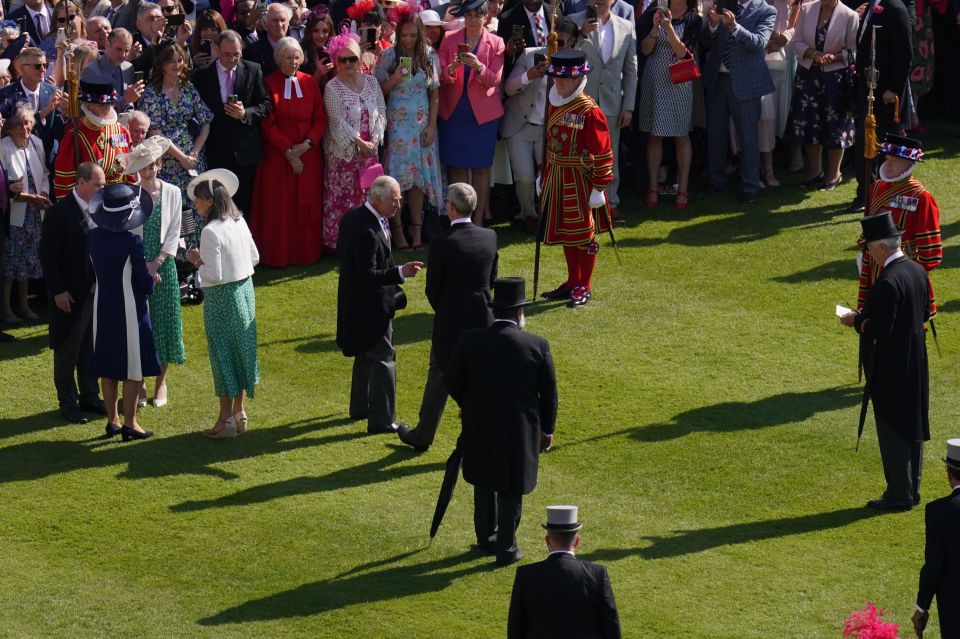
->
[563,0,635,21]
[700,0,775,194]
[0,79,65,168]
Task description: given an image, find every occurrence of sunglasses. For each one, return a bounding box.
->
[57,14,78,23]
[24,62,49,70]
[338,55,358,64]
[160,5,178,13]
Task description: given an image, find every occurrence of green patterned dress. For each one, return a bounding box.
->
[203,276,259,399]
[143,197,186,366]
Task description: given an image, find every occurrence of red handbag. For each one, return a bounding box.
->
[668,48,700,84]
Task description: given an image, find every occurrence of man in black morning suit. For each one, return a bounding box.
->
[508,506,621,639]
[193,30,272,217]
[840,211,930,511]
[445,277,558,567]
[496,0,555,80]
[913,439,960,638]
[38,163,107,424]
[336,176,424,435]
[396,183,498,453]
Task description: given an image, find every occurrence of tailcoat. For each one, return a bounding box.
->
[39,195,94,349]
[916,486,960,638]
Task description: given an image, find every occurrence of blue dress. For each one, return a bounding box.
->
[438,38,498,169]
[87,229,161,382]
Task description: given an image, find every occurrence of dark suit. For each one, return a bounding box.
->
[917,486,960,638]
[407,220,498,449]
[38,193,99,410]
[445,320,558,563]
[496,3,555,79]
[8,6,50,46]
[192,59,271,216]
[508,552,621,639]
[855,255,930,505]
[243,34,279,78]
[0,79,64,167]
[336,203,405,430]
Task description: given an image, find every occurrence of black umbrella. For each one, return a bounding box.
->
[430,437,463,540]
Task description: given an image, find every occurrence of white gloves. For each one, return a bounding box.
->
[856,252,864,274]
[588,189,605,209]
[535,175,542,196]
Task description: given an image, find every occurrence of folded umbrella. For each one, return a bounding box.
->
[430,436,463,540]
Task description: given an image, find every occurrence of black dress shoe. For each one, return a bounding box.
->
[866,497,913,511]
[739,191,757,204]
[495,550,524,567]
[0,331,13,342]
[846,198,865,214]
[801,172,825,188]
[120,425,154,441]
[367,422,403,434]
[914,494,921,506]
[474,541,497,555]
[397,424,428,452]
[60,406,89,424]
[79,400,108,415]
[541,285,572,300]
[104,423,122,437]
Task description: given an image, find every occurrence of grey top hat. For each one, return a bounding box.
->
[542,505,583,532]
[944,439,960,471]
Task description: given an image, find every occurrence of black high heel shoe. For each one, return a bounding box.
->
[105,422,122,437]
[801,172,825,189]
[121,425,154,442]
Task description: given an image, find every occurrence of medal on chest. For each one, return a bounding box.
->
[890,195,918,212]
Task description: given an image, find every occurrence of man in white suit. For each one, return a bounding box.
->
[572,0,637,220]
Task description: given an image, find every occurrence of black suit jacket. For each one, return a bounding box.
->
[854,0,912,125]
[426,221,498,369]
[192,59,272,167]
[336,205,404,357]
[0,80,64,165]
[8,6,47,46]
[445,321,558,495]
[38,194,95,349]
[855,256,930,442]
[508,552,621,639]
[497,3,555,79]
[917,487,960,637]
[243,35,278,78]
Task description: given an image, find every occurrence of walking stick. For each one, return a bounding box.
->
[857,26,879,383]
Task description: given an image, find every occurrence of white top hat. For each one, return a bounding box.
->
[944,439,960,471]
[419,9,444,25]
[543,505,582,531]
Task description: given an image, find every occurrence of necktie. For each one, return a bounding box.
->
[534,13,545,46]
[35,13,45,38]
[106,6,118,24]
[28,93,36,111]
[224,67,234,103]
[721,4,743,69]
[283,75,303,100]
[380,217,391,241]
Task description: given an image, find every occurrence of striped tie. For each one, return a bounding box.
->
[720,4,743,69]
[534,13,545,46]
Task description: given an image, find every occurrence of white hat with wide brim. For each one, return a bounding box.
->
[187,168,240,202]
[121,136,172,176]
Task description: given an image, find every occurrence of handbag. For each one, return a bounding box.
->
[359,162,384,190]
[668,48,700,84]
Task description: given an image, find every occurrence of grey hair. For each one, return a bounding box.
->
[446,182,477,217]
[273,36,303,64]
[0,25,20,41]
[367,176,400,203]
[216,29,243,46]
[267,3,293,20]
[871,236,901,251]
[0,103,36,137]
[127,110,150,126]
[86,15,110,30]
[137,2,161,20]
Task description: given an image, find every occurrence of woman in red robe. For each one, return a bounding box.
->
[250,37,328,267]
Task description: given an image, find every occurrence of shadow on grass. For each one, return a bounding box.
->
[0,330,48,360]
[937,299,960,315]
[170,445,443,512]
[0,414,358,483]
[252,260,339,287]
[0,410,68,440]
[196,549,488,625]
[771,258,854,284]
[579,507,881,562]
[560,386,860,448]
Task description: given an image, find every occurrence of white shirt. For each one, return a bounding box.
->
[26,4,51,36]
[597,15,615,63]
[215,60,237,105]
[72,189,96,230]
[883,250,905,268]
[450,216,472,226]
[19,79,40,113]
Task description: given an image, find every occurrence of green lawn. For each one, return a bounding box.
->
[1,123,958,637]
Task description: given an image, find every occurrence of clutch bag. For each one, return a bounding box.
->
[669,48,700,84]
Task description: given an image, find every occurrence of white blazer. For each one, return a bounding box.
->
[0,134,49,228]
[792,0,859,73]
[130,181,183,257]
[198,216,260,288]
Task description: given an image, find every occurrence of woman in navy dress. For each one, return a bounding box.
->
[87,184,161,441]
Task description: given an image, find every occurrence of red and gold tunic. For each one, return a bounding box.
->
[857,176,942,316]
[53,117,134,200]
[541,91,613,246]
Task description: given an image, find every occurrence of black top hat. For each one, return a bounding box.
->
[880,134,924,162]
[452,0,486,16]
[90,183,154,232]
[489,277,532,310]
[547,50,592,78]
[859,211,901,244]
[78,68,118,105]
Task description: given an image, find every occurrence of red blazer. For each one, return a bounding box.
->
[438,28,505,125]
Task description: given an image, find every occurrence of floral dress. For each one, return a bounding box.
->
[374,47,444,210]
[140,84,215,248]
[143,196,185,366]
[3,163,43,281]
[910,2,935,100]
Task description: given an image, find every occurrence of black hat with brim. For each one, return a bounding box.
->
[880,133,924,162]
[90,183,154,232]
[859,211,901,244]
[489,277,532,310]
[547,50,592,78]
[452,0,485,17]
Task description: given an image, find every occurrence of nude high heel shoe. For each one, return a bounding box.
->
[234,411,248,434]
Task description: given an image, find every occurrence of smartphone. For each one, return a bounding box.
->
[227,93,239,103]
[533,52,546,66]
[164,12,185,38]
[657,0,667,10]
[511,24,525,43]
[585,5,597,21]
[200,39,211,56]
[399,56,412,80]
[133,70,144,84]
[457,42,470,61]
[56,27,67,47]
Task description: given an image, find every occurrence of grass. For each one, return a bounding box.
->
[1,120,958,637]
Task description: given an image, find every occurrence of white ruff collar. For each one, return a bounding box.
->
[879,160,915,183]
[548,77,588,107]
[81,104,118,127]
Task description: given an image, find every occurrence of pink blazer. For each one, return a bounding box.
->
[792,0,859,73]
[438,28,505,125]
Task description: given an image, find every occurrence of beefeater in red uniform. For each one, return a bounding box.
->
[538,50,613,308]
[856,134,941,318]
[54,69,134,200]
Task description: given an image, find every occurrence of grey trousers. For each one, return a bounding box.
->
[706,74,762,193]
[875,412,924,504]
[505,123,544,220]
[474,486,523,563]
[349,322,397,430]
[53,295,99,409]
[411,344,448,448]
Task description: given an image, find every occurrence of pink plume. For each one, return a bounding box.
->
[842,603,901,639]
[324,25,362,59]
